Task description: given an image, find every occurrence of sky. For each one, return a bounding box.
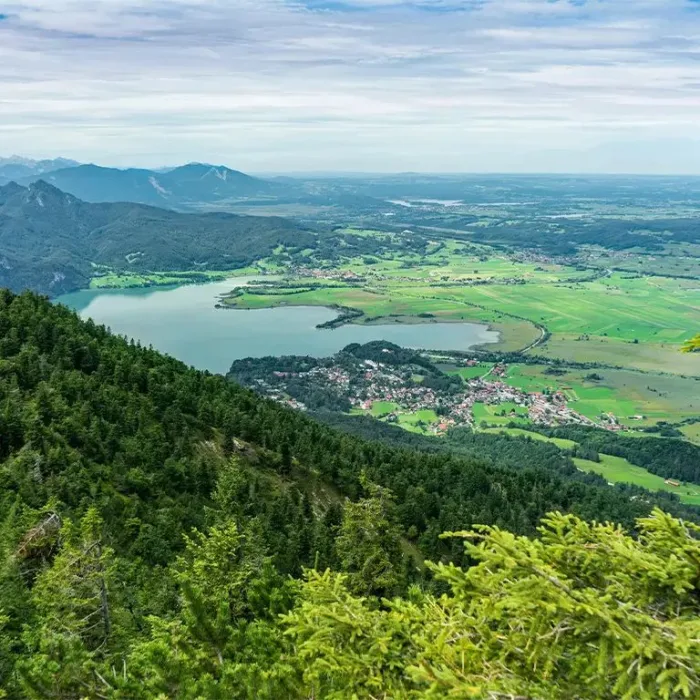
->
[2,0,700,173]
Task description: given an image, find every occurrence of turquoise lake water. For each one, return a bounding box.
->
[58,278,499,374]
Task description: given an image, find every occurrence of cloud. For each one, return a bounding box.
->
[1,0,700,172]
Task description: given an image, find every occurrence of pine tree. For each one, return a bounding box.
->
[285,508,700,699]
[17,508,122,699]
[335,477,403,597]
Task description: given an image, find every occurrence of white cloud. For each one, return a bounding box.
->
[1,0,699,171]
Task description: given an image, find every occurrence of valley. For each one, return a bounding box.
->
[229,340,700,504]
[6,0,700,693]
[1,161,700,699]
[30,171,695,449]
[220,239,697,372]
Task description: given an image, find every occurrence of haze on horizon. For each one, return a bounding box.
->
[2,1,700,174]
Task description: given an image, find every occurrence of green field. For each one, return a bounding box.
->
[370,401,400,417]
[680,422,700,445]
[449,364,492,380]
[479,427,700,505]
[454,274,693,343]
[480,427,577,450]
[587,244,700,280]
[221,244,699,374]
[472,401,530,427]
[90,269,243,289]
[446,362,700,429]
[574,454,700,506]
[536,335,700,377]
[397,409,440,433]
[357,402,439,434]
[528,365,698,425]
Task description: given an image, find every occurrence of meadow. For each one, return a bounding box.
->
[680,422,700,445]
[479,428,578,450]
[442,362,700,429]
[573,454,700,506]
[472,401,530,426]
[354,401,439,435]
[503,365,700,426]
[480,427,700,505]
[221,236,698,376]
[90,269,237,289]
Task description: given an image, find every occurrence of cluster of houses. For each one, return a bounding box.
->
[254,356,625,435]
[292,267,365,282]
[527,393,601,429]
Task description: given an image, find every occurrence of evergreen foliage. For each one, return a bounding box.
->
[0,182,313,295]
[285,508,700,699]
[1,289,699,697]
[682,334,700,353]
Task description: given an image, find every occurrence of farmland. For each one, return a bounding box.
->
[472,401,530,427]
[90,268,239,289]
[573,454,700,506]
[489,364,700,427]
[680,422,700,445]
[479,427,700,505]
[221,235,698,375]
[215,227,700,448]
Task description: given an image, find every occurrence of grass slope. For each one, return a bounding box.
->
[574,454,700,506]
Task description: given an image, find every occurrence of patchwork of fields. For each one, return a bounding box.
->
[218,231,699,455]
[445,362,700,430]
[224,242,698,374]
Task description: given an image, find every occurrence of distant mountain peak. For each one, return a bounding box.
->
[30,179,67,194]
[0,157,82,186]
[27,179,77,208]
[11,160,280,207]
[0,181,25,195]
[169,162,248,178]
[0,181,26,206]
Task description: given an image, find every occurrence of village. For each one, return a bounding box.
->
[249,352,622,436]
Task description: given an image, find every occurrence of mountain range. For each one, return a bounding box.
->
[0,180,315,295]
[16,162,291,208]
[0,156,80,185]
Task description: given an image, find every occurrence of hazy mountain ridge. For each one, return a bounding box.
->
[0,180,315,295]
[0,156,80,185]
[17,161,291,208]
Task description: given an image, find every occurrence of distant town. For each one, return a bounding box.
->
[234,344,626,436]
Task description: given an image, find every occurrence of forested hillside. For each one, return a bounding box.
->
[0,181,314,295]
[1,289,698,697]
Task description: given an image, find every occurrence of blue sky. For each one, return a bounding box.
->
[1,0,700,172]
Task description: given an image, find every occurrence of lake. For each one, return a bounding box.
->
[58,278,499,374]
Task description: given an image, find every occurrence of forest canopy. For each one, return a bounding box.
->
[0,288,699,698]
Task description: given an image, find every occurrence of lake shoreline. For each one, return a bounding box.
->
[58,278,501,374]
[217,296,504,341]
